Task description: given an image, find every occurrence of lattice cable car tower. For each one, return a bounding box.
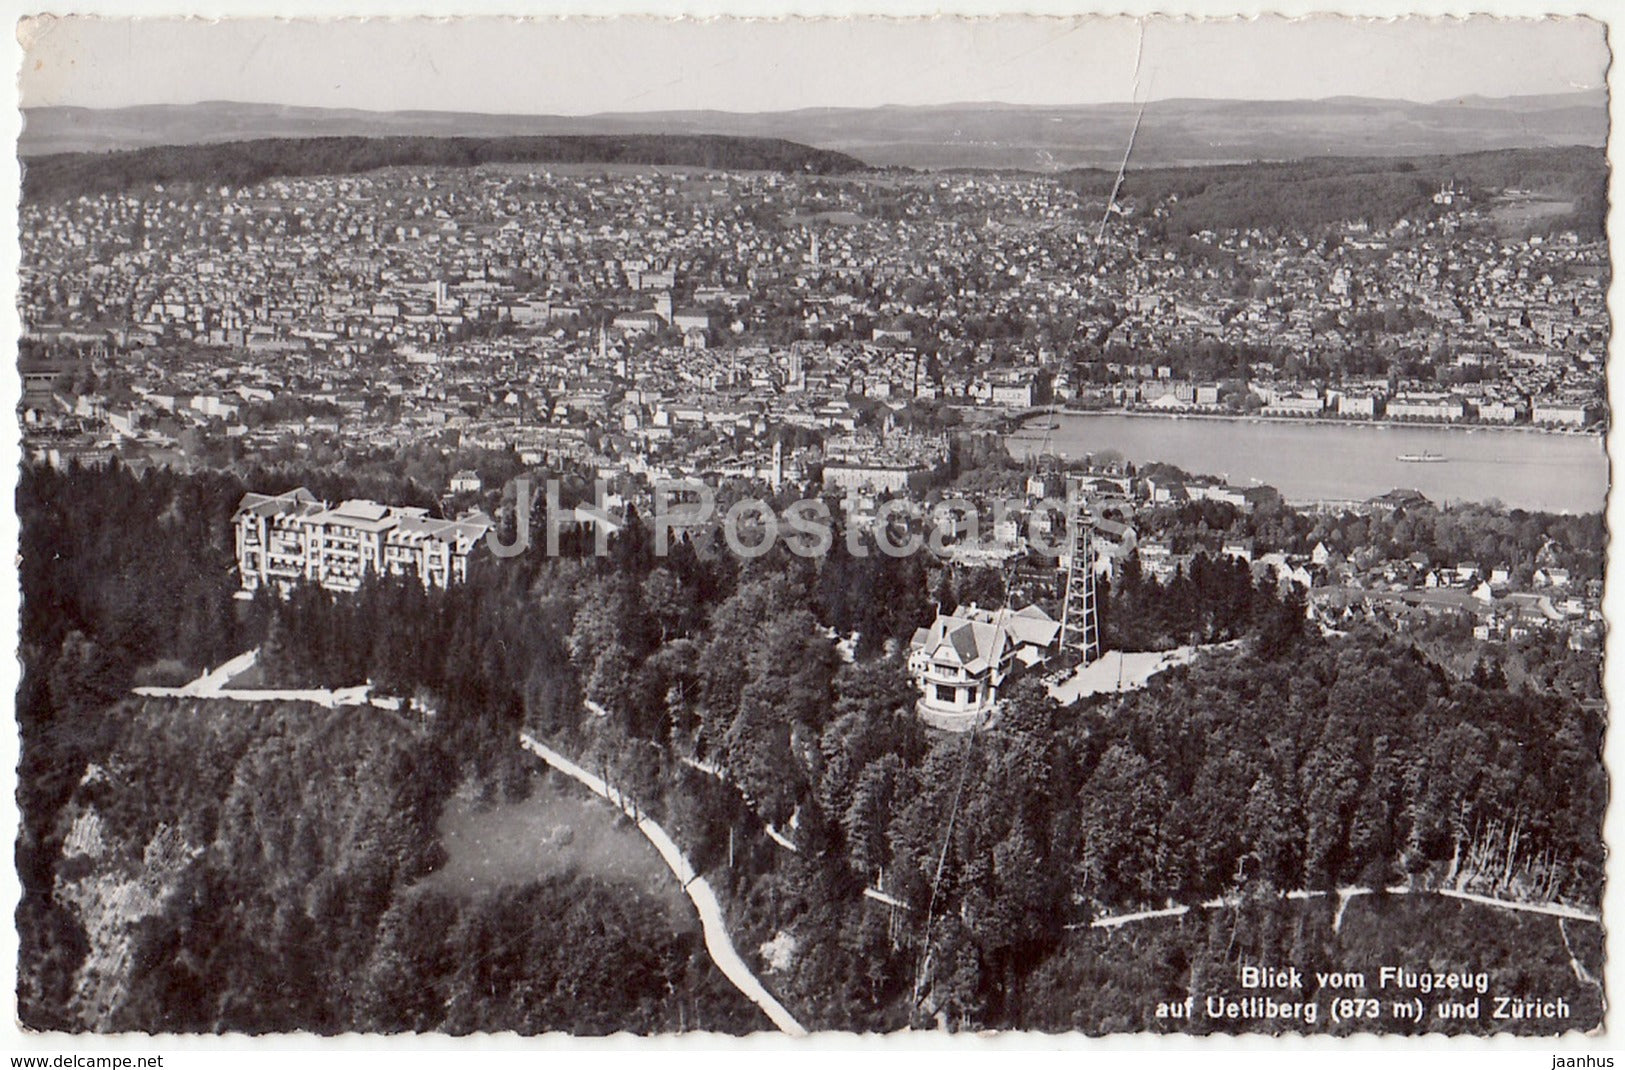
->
[1058,476,1102,664]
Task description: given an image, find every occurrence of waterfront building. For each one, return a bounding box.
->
[1386,392,1466,421]
[989,380,1035,408]
[1531,401,1597,427]
[1476,399,1522,424]
[1262,395,1326,417]
[1336,393,1379,418]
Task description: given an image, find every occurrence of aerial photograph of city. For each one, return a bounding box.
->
[9,12,1612,1045]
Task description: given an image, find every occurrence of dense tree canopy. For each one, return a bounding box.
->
[18,462,1605,1034]
[23,134,867,201]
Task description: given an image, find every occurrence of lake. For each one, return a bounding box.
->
[1007,414,1608,514]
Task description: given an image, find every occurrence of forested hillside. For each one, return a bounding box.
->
[21,134,867,201]
[1021,891,1604,1034]
[18,462,1606,1032]
[26,698,756,1033]
[1062,146,1608,238]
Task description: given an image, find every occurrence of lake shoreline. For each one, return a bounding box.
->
[1000,409,1606,514]
[1004,407,1606,440]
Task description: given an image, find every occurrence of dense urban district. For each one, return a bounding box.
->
[21,142,1608,477]
[16,136,1607,1035]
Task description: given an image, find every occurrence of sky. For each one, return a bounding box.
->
[17,14,1610,114]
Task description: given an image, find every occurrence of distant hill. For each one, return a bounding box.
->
[1063,144,1609,238]
[21,91,1607,169]
[20,133,868,200]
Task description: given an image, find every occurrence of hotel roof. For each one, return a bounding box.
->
[234,487,324,520]
[909,603,1058,674]
[236,489,490,543]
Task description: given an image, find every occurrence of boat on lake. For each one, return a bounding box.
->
[1396,450,1447,463]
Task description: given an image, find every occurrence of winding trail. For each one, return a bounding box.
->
[518,733,808,1037]
[130,661,804,1033]
[1075,884,1600,932]
[132,649,405,711]
[134,656,1598,1024]
[1559,919,1603,989]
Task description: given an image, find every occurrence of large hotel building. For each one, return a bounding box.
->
[234,487,492,595]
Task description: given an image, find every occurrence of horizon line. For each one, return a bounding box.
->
[23,86,1608,118]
